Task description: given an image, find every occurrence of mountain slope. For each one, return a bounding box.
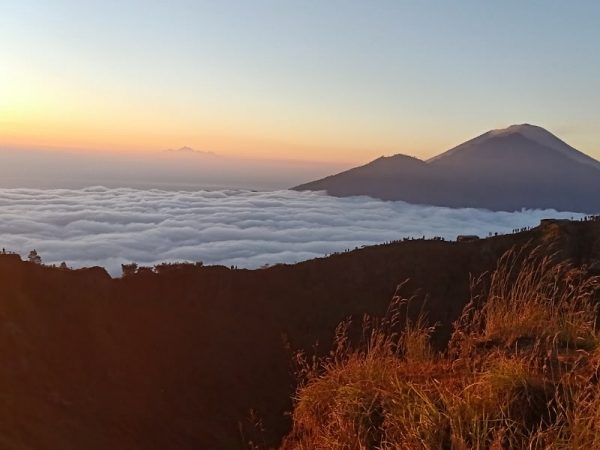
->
[293,154,432,202]
[294,124,600,212]
[0,220,600,449]
[428,124,600,170]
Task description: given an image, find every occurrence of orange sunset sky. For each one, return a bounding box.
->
[2,1,599,164]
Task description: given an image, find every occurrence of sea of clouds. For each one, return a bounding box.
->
[0,187,583,276]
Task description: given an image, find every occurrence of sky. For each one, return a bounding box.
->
[1,0,599,164]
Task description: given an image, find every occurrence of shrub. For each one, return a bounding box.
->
[121,262,138,277]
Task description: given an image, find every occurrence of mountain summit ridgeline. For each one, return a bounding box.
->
[293,124,600,212]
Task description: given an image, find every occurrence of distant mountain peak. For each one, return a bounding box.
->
[294,124,600,212]
[490,124,600,169]
[493,123,537,132]
[165,146,218,157]
[489,123,557,143]
[428,124,600,170]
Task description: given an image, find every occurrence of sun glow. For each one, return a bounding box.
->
[1,1,599,163]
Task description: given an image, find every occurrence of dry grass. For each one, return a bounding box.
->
[450,246,599,355]
[280,246,600,450]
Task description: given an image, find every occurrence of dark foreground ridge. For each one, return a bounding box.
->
[1,219,600,449]
[293,124,600,213]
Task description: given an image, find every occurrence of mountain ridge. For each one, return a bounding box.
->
[293,124,600,212]
[0,219,600,448]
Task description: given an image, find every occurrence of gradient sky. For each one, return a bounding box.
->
[1,0,599,163]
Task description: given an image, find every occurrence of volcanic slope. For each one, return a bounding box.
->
[294,124,600,212]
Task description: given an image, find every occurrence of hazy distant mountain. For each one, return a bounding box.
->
[294,124,600,212]
[164,146,218,157]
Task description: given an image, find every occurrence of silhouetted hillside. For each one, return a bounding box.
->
[282,244,600,449]
[294,125,600,212]
[0,219,600,448]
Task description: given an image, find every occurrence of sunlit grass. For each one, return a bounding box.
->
[280,246,600,450]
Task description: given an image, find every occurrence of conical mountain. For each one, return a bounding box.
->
[293,125,600,212]
[429,124,600,170]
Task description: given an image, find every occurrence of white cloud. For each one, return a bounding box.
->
[0,187,584,276]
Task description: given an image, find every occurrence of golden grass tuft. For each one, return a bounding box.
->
[450,246,599,355]
[281,246,600,450]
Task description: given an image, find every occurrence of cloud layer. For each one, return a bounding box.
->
[0,187,583,276]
